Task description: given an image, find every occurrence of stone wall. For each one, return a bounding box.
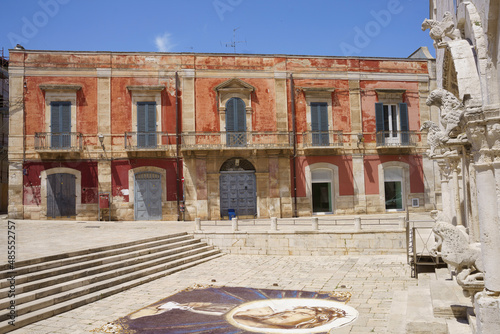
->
[195,230,406,256]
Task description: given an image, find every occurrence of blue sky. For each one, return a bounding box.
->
[1,0,434,59]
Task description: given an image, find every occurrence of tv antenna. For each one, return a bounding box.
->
[223,27,246,53]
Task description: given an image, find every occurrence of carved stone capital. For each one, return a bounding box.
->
[466,124,487,152]
[487,123,500,149]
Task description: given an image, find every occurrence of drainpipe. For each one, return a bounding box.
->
[290,73,298,218]
[175,72,182,221]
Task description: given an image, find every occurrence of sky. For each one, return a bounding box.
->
[0,0,435,59]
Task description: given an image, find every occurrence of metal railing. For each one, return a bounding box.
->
[34,132,83,151]
[406,219,440,278]
[124,132,177,150]
[376,131,419,147]
[301,131,344,148]
[181,131,293,150]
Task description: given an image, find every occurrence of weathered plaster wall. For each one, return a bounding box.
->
[364,155,424,195]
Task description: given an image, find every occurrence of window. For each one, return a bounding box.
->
[225,97,247,147]
[310,102,329,146]
[40,84,80,149]
[50,101,71,148]
[127,85,164,149]
[302,87,335,147]
[137,102,157,148]
[375,102,409,145]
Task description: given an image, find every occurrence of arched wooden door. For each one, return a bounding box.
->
[135,172,162,220]
[47,173,76,218]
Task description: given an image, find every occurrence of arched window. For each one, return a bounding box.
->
[226,97,247,147]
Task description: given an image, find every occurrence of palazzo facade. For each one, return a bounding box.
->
[8,49,437,221]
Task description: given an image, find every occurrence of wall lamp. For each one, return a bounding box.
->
[357,133,364,146]
[98,133,105,147]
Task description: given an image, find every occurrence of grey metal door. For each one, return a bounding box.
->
[135,172,162,220]
[220,171,256,217]
[47,173,76,218]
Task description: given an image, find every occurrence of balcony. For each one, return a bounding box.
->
[301,131,344,149]
[376,131,419,148]
[35,132,83,152]
[181,131,293,151]
[124,132,177,151]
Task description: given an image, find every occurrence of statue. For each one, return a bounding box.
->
[421,12,461,48]
[430,211,484,296]
[420,121,447,157]
[426,88,466,140]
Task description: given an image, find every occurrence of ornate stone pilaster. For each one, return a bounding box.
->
[438,160,453,223]
[448,156,463,227]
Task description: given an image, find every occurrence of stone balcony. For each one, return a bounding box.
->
[34,132,83,152]
[300,130,344,150]
[124,132,177,153]
[375,131,419,150]
[181,131,294,152]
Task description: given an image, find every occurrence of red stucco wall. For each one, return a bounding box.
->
[23,161,99,205]
[364,155,424,195]
[111,159,181,202]
[294,156,354,197]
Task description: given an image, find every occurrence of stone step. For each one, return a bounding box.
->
[0,252,224,333]
[0,237,201,296]
[0,233,192,279]
[430,278,471,319]
[405,285,448,334]
[387,290,408,333]
[0,245,218,321]
[446,318,473,334]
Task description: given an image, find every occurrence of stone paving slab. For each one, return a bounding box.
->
[0,218,195,263]
[9,254,418,333]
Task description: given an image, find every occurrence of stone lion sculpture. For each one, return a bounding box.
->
[420,121,446,157]
[426,88,466,140]
[430,215,484,288]
[422,12,461,48]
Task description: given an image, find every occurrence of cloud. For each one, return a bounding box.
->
[155,32,176,52]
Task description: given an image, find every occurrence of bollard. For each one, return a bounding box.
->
[312,217,319,230]
[398,216,406,229]
[354,216,361,231]
[195,217,202,232]
[271,217,278,231]
[232,217,239,232]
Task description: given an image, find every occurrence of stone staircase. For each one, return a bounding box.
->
[388,268,474,334]
[0,232,223,333]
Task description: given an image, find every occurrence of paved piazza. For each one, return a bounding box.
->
[10,253,416,334]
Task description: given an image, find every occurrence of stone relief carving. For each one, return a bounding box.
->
[426,88,467,140]
[422,12,461,48]
[430,211,484,296]
[420,121,447,157]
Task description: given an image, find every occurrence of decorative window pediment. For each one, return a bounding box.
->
[40,84,82,91]
[214,78,255,93]
[127,85,165,92]
[375,89,406,103]
[299,86,335,99]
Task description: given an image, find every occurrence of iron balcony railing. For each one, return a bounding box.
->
[301,130,344,148]
[181,131,294,150]
[35,132,83,151]
[376,131,419,148]
[124,132,177,150]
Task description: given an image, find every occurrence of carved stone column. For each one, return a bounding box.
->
[468,123,500,293]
